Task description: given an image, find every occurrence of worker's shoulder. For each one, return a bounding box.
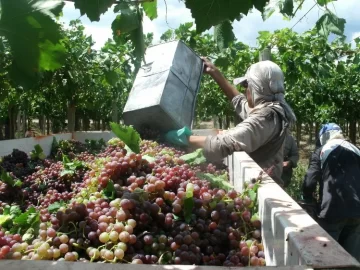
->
[249,106,283,125]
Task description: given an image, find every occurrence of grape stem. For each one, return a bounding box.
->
[72,242,86,250]
[158,251,171,264]
[69,222,78,234]
[136,230,151,239]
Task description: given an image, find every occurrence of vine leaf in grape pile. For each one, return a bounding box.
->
[142,155,156,163]
[180,149,206,165]
[60,155,85,177]
[0,205,21,226]
[110,122,141,153]
[0,215,10,226]
[104,180,116,200]
[0,169,22,187]
[0,0,66,87]
[30,144,46,160]
[48,201,67,213]
[196,172,234,191]
[74,0,114,22]
[0,207,40,235]
[248,189,257,201]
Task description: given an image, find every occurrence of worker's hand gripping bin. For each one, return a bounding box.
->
[123,40,203,132]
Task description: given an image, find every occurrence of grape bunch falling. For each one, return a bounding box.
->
[0,136,265,266]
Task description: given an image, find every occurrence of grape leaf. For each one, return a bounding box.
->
[129,20,145,73]
[214,20,235,51]
[22,227,36,242]
[34,144,43,154]
[104,70,119,87]
[112,6,144,72]
[48,201,66,213]
[13,207,38,225]
[62,154,71,164]
[0,215,10,226]
[1,169,15,186]
[74,0,114,22]
[30,144,46,160]
[263,0,294,20]
[104,180,115,200]
[184,183,194,224]
[280,0,294,17]
[196,172,234,191]
[248,189,257,201]
[2,205,21,221]
[0,0,66,87]
[60,169,74,177]
[316,11,346,37]
[15,180,23,187]
[252,182,260,192]
[2,206,10,215]
[39,40,67,70]
[317,0,335,6]
[180,149,206,165]
[110,122,141,153]
[253,0,268,13]
[9,205,21,217]
[111,4,140,34]
[142,0,157,20]
[142,155,156,163]
[185,0,254,32]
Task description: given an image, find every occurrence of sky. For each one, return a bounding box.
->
[61,0,360,50]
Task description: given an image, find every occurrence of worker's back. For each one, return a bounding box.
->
[320,139,360,219]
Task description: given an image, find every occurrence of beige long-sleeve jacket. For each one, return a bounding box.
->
[203,94,287,185]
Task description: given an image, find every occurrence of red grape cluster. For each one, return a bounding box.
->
[22,161,86,204]
[0,149,38,179]
[0,232,23,260]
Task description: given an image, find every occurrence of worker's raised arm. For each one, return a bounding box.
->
[202,57,250,120]
[202,57,239,101]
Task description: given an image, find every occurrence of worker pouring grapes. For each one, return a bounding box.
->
[165,58,296,186]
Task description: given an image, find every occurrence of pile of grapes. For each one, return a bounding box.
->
[0,138,265,266]
[0,149,39,179]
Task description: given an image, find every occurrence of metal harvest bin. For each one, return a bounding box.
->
[123,40,203,132]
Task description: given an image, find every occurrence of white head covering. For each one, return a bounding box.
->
[234,61,296,125]
[318,123,343,146]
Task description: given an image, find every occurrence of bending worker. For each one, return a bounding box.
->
[166,58,296,185]
[302,123,360,261]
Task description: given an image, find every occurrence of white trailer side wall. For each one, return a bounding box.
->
[0,133,72,157]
